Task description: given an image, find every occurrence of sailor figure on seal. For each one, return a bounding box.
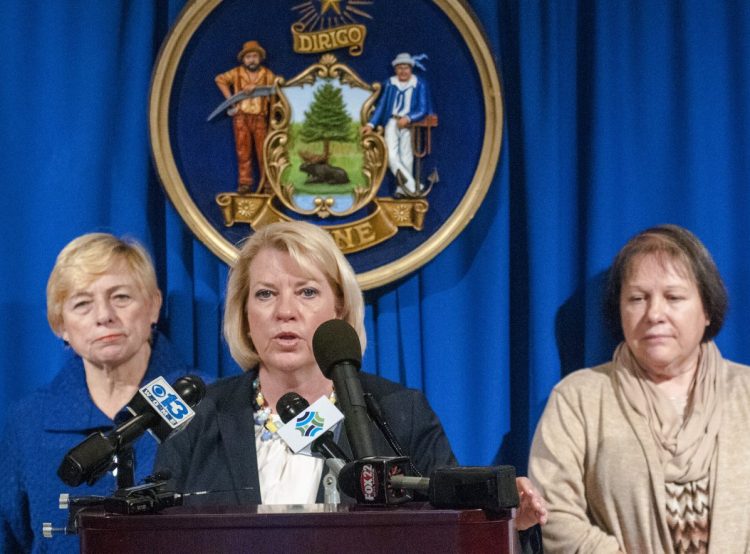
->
[364,53,433,197]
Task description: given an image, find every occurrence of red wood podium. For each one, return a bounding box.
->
[77,503,519,553]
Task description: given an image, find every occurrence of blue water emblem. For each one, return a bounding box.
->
[293,193,354,211]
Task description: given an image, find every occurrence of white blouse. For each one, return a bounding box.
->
[255,413,324,504]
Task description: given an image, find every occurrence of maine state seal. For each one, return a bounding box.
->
[150,0,502,289]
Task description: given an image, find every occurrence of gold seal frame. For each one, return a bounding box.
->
[266,53,387,218]
[150,0,503,290]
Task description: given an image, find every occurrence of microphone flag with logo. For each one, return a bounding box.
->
[57,375,206,487]
[276,394,344,455]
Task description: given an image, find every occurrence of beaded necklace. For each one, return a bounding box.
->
[251,376,337,442]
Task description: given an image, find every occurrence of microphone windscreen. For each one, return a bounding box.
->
[429,465,519,511]
[336,461,360,498]
[312,319,362,378]
[57,432,117,487]
[171,375,207,407]
[276,392,310,423]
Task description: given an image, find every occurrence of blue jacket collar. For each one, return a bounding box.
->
[42,332,191,433]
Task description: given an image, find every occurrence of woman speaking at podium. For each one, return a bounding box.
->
[156,221,546,533]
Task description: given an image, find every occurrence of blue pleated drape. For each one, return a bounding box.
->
[2,1,750,474]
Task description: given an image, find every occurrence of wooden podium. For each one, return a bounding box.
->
[77,503,519,553]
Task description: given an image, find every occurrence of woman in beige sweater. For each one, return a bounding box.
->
[529,224,750,553]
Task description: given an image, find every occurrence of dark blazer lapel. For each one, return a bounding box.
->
[216,372,262,504]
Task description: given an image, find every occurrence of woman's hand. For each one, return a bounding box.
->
[515,476,548,530]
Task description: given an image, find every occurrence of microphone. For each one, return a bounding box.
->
[124,375,205,443]
[57,375,206,487]
[338,459,519,511]
[313,319,375,459]
[277,392,350,504]
[338,456,414,505]
[276,392,351,463]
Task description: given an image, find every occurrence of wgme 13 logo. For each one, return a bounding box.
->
[139,377,196,429]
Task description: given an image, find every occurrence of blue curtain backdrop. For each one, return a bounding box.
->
[2,1,750,474]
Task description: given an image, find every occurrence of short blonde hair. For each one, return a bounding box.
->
[224,221,366,371]
[46,233,160,336]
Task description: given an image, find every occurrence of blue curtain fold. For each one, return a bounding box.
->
[2,1,750,473]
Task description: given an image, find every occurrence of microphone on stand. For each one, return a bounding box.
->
[276,391,350,504]
[57,375,206,487]
[312,319,375,459]
[46,373,207,541]
[276,392,351,464]
[338,460,519,511]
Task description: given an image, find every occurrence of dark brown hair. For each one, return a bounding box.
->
[604,224,728,341]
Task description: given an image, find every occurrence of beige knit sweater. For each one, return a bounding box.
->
[528,359,750,553]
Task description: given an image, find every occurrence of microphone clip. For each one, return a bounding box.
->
[102,479,183,515]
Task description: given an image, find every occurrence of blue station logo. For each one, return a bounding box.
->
[294,410,327,438]
[141,379,192,427]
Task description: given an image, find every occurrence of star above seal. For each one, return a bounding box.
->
[320,0,342,15]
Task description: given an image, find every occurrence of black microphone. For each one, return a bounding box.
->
[312,319,375,459]
[124,375,205,443]
[337,456,414,505]
[57,375,206,487]
[338,459,519,511]
[276,392,351,463]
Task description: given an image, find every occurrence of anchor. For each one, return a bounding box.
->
[400,114,439,198]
